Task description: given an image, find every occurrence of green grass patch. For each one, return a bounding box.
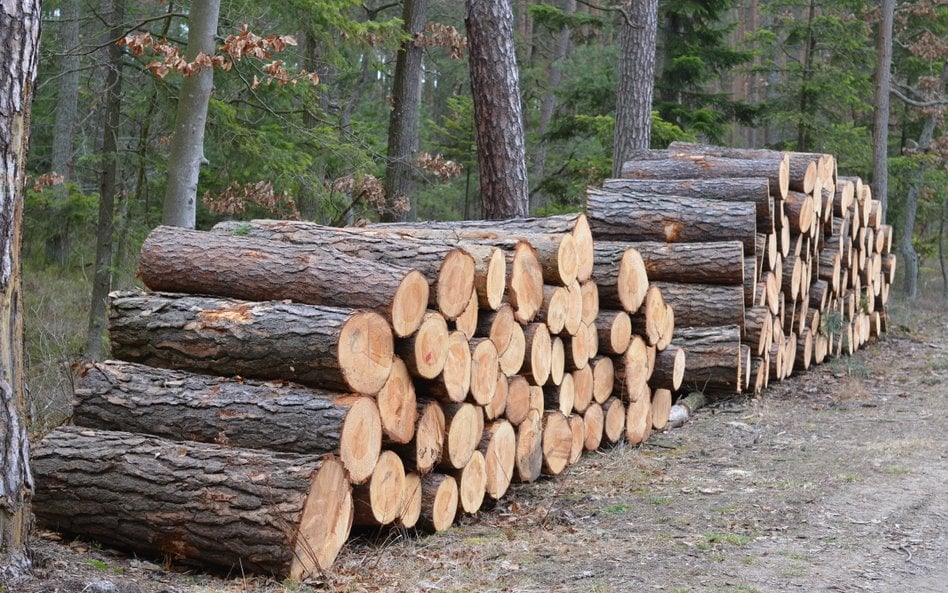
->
[704,532,751,546]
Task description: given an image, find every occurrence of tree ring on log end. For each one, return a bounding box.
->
[437,250,477,320]
[391,270,430,338]
[338,311,394,395]
[339,396,382,484]
[484,247,507,310]
[618,248,648,313]
[289,457,353,578]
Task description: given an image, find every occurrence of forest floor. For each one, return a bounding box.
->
[10,292,947,593]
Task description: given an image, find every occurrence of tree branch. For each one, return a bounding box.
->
[891,86,948,108]
[575,0,640,29]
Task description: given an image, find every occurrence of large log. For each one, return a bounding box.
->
[599,240,746,285]
[650,282,746,329]
[665,141,820,194]
[541,411,572,476]
[595,309,632,355]
[211,220,476,320]
[32,427,353,577]
[587,188,758,252]
[72,361,383,485]
[352,451,406,526]
[109,292,394,396]
[138,226,429,338]
[396,312,449,380]
[620,153,789,200]
[601,176,773,230]
[676,326,743,394]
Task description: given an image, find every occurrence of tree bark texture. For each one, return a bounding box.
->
[383,0,428,221]
[32,427,353,578]
[620,154,789,199]
[108,292,394,396]
[0,0,39,579]
[72,361,385,483]
[162,0,221,228]
[587,188,757,252]
[612,0,658,176]
[675,325,743,394]
[599,240,745,285]
[139,226,429,338]
[465,0,529,219]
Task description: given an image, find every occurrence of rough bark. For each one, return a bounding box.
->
[650,282,746,329]
[514,409,543,482]
[587,188,757,252]
[382,0,428,221]
[465,0,529,218]
[162,0,220,228]
[417,473,458,532]
[675,326,743,394]
[591,243,649,313]
[620,154,789,200]
[0,1,39,578]
[612,0,658,176]
[601,240,745,285]
[109,292,394,396]
[871,0,894,224]
[32,427,353,577]
[140,226,430,337]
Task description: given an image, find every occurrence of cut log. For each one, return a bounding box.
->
[677,325,743,394]
[478,420,516,500]
[651,388,672,430]
[396,472,422,529]
[522,323,553,386]
[563,280,585,336]
[599,240,746,285]
[548,336,566,387]
[109,292,394,396]
[601,397,626,445]
[665,142,816,194]
[620,154,789,200]
[587,188,758,252]
[454,289,479,340]
[451,450,487,515]
[418,330,472,403]
[498,321,526,377]
[397,311,449,380]
[783,191,815,234]
[541,411,572,476]
[650,345,685,392]
[392,401,445,475]
[582,401,605,451]
[72,361,383,483]
[601,176,774,230]
[469,338,500,406]
[630,285,666,346]
[572,365,594,414]
[504,375,532,425]
[139,226,429,338]
[580,281,600,325]
[744,257,759,306]
[614,336,650,401]
[591,356,616,405]
[508,241,546,323]
[744,306,774,357]
[563,325,589,371]
[514,409,544,483]
[32,427,352,577]
[656,304,676,351]
[650,282,746,330]
[538,285,568,334]
[440,402,484,470]
[625,385,652,445]
[544,372,575,416]
[377,358,417,444]
[211,220,476,320]
[586,320,600,360]
[418,474,458,533]
[352,450,406,526]
[590,245,649,315]
[567,415,586,465]
[484,373,509,421]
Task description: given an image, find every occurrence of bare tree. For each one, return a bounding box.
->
[162,0,221,228]
[0,0,40,582]
[466,0,529,219]
[383,0,429,222]
[871,0,895,224]
[612,0,659,177]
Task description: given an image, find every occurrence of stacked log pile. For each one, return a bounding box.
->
[594,142,893,393]
[31,144,892,580]
[32,216,685,579]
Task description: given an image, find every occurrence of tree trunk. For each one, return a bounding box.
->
[140,226,430,337]
[32,427,352,577]
[587,188,758,252]
[46,0,80,264]
[0,1,39,580]
[72,361,385,484]
[383,0,428,221]
[612,0,659,176]
[465,0,529,219]
[162,0,221,228]
[85,0,125,360]
[108,292,394,396]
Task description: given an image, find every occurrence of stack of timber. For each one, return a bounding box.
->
[32,216,685,579]
[592,142,893,395]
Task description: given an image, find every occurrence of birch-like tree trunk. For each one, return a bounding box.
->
[382,0,428,222]
[466,0,529,219]
[0,0,40,582]
[871,0,894,224]
[612,0,658,177]
[162,0,221,228]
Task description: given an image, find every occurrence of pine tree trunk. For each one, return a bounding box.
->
[465,0,529,218]
[0,2,39,580]
[162,0,221,228]
[612,0,659,176]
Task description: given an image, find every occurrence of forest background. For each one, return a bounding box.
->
[20,0,947,435]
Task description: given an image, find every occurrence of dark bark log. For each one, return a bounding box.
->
[32,427,352,577]
[587,188,757,252]
[665,142,817,194]
[650,282,746,329]
[109,292,394,396]
[140,226,430,338]
[676,326,742,394]
[599,240,745,285]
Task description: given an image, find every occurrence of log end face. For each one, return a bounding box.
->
[430,475,459,532]
[483,421,516,500]
[438,250,477,320]
[340,397,382,484]
[625,386,652,445]
[391,270,430,338]
[470,339,500,406]
[572,213,595,283]
[582,402,604,451]
[442,331,473,402]
[541,411,572,476]
[457,450,487,514]
[557,233,579,286]
[484,248,507,311]
[396,472,423,529]
[618,249,648,314]
[368,451,406,525]
[415,402,446,473]
[446,403,482,469]
[291,457,353,578]
[339,311,394,395]
[412,313,451,380]
[510,242,544,324]
[377,358,417,444]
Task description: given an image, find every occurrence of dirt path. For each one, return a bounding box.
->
[13,300,947,593]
